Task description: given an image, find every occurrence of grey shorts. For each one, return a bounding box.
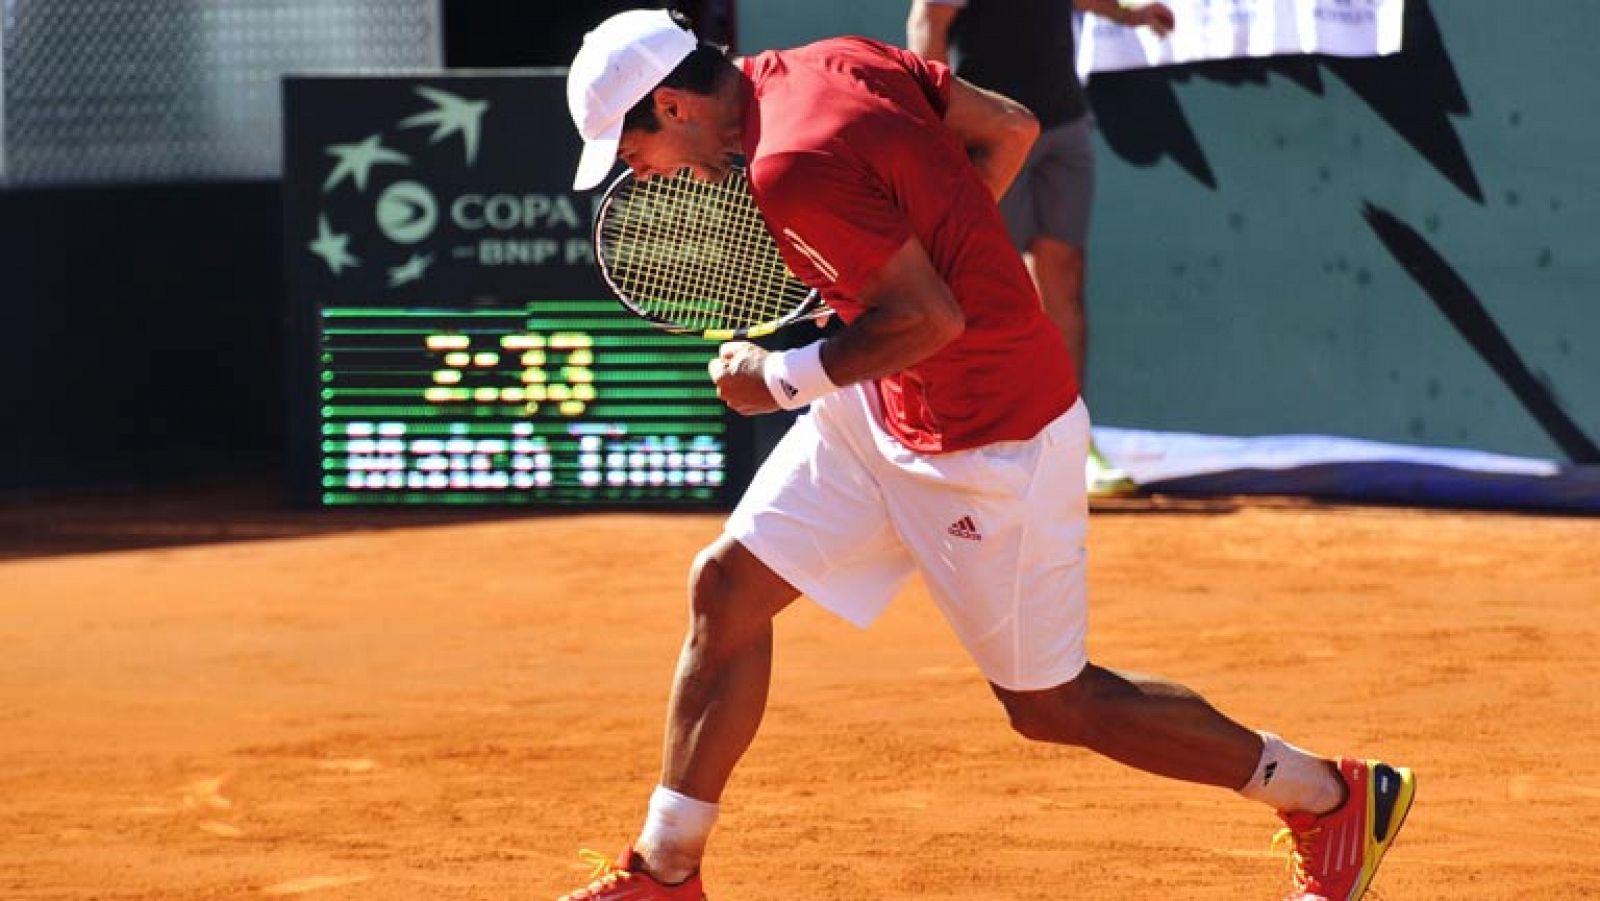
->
[998,114,1095,250]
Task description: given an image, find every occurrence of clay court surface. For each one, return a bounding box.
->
[2,492,1597,900]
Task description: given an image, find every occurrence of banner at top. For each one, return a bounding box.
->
[1077,0,1405,78]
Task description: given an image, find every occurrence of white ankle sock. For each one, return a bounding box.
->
[1237,732,1345,816]
[636,785,719,877]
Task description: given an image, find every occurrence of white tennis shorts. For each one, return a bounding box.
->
[726,384,1091,691]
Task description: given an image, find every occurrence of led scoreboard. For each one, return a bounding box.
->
[286,74,739,507]
[317,303,725,504]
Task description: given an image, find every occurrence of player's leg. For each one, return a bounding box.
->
[896,398,1412,899]
[663,537,796,800]
[992,665,1289,791]
[967,400,1349,807]
[639,535,800,882]
[557,539,795,901]
[558,537,791,901]
[993,672,1416,901]
[896,400,1262,786]
[559,390,915,900]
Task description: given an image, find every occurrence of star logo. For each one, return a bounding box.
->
[323,134,411,194]
[309,215,360,275]
[308,89,489,287]
[399,86,489,166]
[388,252,434,287]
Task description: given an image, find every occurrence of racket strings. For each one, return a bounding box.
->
[599,170,812,332]
[701,173,798,326]
[620,173,794,329]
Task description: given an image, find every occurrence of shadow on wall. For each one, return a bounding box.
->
[1085,0,1599,465]
[1362,204,1600,464]
[1087,0,1478,200]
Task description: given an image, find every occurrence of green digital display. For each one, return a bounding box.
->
[287,74,738,508]
[317,300,727,505]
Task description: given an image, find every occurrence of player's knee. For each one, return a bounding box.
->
[686,545,762,655]
[687,545,732,621]
[994,682,1094,746]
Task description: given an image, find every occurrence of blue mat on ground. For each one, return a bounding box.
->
[1095,428,1600,513]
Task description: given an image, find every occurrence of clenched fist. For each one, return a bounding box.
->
[708,341,779,416]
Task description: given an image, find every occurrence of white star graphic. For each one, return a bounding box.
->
[399,87,489,166]
[323,134,411,194]
[309,215,360,275]
[388,252,434,287]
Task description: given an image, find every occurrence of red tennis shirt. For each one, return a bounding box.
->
[739,37,1079,454]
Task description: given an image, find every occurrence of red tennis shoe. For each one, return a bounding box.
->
[1275,758,1416,901]
[557,847,706,901]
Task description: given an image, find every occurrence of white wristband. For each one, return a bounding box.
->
[762,341,839,410]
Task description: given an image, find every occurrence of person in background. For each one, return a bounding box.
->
[908,0,1174,496]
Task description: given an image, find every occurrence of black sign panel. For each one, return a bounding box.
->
[285,73,740,507]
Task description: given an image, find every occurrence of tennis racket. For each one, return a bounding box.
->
[592,167,829,341]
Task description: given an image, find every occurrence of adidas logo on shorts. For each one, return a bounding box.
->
[947,515,982,541]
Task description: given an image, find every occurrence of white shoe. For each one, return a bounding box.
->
[1086,443,1138,497]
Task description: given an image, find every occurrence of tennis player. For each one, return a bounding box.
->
[560,9,1413,900]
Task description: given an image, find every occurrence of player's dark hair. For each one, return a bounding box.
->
[622,33,734,135]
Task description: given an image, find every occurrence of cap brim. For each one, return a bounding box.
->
[573,131,622,191]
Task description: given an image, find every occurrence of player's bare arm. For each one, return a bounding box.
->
[905,1,958,63]
[908,1,1040,199]
[941,75,1040,201]
[709,236,964,416]
[815,236,964,381]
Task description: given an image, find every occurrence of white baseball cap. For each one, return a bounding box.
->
[567,9,699,190]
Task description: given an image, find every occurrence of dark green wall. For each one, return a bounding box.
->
[0,184,286,492]
[741,0,1599,463]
